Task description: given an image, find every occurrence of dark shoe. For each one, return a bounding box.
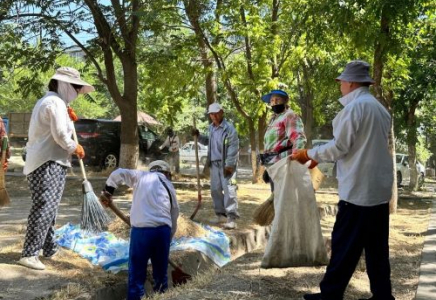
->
[304,293,322,300]
[359,296,395,300]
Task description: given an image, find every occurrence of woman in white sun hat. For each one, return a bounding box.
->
[18,67,94,271]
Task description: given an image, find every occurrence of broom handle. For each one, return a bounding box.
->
[107,201,181,271]
[193,118,201,195]
[71,124,88,181]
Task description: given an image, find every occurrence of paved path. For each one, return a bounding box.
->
[416,200,436,299]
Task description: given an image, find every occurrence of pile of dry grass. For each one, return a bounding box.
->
[107,213,208,240]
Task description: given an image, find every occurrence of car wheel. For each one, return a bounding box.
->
[200,156,207,165]
[397,171,402,186]
[103,153,118,169]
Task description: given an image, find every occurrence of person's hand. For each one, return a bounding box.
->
[191,128,200,137]
[67,106,78,122]
[224,166,234,177]
[99,191,113,207]
[74,144,85,159]
[290,149,318,169]
[290,149,310,164]
[2,161,7,172]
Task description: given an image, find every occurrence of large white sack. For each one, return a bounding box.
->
[261,157,328,268]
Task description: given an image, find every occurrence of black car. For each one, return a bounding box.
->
[23,119,167,169]
[74,119,167,169]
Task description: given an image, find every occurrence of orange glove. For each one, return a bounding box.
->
[74,144,85,159]
[68,106,78,122]
[3,161,7,172]
[291,149,318,169]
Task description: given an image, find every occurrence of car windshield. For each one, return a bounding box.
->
[75,122,97,133]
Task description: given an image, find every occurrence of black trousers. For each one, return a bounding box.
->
[320,200,395,300]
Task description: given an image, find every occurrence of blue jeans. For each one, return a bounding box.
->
[127,225,171,300]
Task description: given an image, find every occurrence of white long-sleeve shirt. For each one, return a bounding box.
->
[105,168,179,238]
[308,87,393,206]
[24,92,77,175]
[160,135,180,152]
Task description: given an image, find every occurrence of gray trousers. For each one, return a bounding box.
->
[210,161,239,220]
[22,161,67,258]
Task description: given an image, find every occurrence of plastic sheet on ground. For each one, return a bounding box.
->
[55,222,231,273]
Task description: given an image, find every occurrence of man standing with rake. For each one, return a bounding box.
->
[18,67,93,270]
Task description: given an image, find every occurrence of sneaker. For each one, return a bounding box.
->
[17,256,46,270]
[223,220,236,229]
[210,215,227,225]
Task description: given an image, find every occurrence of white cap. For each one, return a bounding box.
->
[208,103,223,114]
[149,160,171,172]
[51,67,95,94]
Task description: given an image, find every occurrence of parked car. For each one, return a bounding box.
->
[22,119,166,169]
[179,141,208,165]
[396,153,425,186]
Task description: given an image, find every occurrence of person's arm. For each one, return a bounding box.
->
[46,100,77,154]
[286,113,307,153]
[308,104,361,162]
[0,120,10,159]
[159,136,169,150]
[169,186,179,239]
[224,124,239,168]
[105,168,141,191]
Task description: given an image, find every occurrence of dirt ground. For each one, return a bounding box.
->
[0,168,434,300]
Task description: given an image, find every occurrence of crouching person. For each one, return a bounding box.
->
[99,160,179,300]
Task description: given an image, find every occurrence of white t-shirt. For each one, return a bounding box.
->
[105,168,179,238]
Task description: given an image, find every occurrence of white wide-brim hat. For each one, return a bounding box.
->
[51,67,95,94]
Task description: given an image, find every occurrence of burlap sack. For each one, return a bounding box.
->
[261,157,328,268]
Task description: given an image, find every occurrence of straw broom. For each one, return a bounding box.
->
[0,136,10,207]
[72,125,111,232]
[253,165,325,226]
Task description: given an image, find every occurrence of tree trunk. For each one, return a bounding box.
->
[407,100,419,190]
[373,6,397,213]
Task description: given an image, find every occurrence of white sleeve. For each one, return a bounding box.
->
[160,137,170,148]
[169,186,179,239]
[46,101,77,154]
[106,168,141,189]
[308,104,361,162]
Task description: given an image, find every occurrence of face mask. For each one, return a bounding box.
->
[57,81,78,104]
[271,104,286,114]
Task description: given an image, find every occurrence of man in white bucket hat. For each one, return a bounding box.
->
[292,60,394,300]
[204,103,240,229]
[18,67,94,271]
